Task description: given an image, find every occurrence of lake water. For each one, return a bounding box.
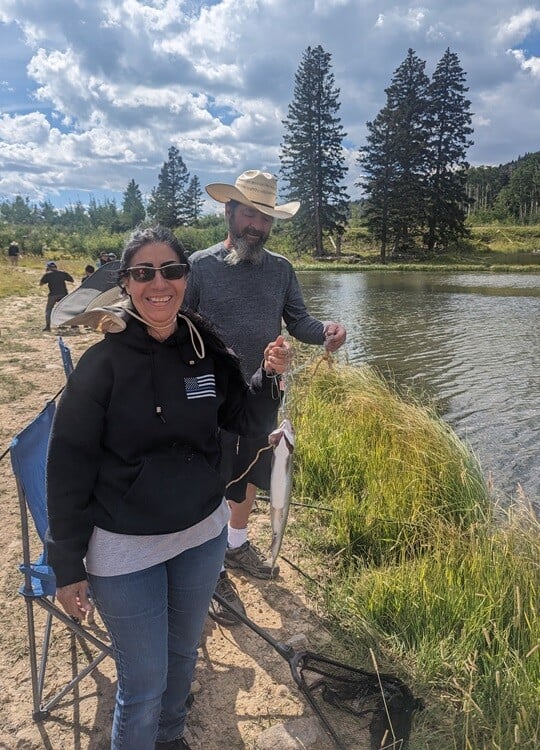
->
[299,270,540,508]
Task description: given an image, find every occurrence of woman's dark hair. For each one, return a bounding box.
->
[119,226,189,277]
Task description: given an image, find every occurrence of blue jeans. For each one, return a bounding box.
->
[88,527,227,750]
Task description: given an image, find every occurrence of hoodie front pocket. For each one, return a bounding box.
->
[122,447,225,522]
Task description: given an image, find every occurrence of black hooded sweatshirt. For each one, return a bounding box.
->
[46,313,279,587]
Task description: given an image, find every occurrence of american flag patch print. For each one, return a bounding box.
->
[184,374,216,400]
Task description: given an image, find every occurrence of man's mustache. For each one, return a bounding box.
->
[240,226,265,239]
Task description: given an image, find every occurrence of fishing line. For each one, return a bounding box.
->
[225,343,338,489]
[255,493,335,513]
[225,443,273,489]
[225,367,283,489]
[279,554,325,587]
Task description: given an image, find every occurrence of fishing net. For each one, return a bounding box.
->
[213,592,424,750]
[289,650,424,750]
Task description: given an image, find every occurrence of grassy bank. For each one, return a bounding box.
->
[1,246,539,308]
[3,221,540,276]
[286,362,540,749]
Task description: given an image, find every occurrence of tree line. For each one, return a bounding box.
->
[466,151,540,225]
[0,146,204,235]
[2,44,535,260]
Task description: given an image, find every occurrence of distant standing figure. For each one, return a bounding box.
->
[8,241,20,266]
[39,261,74,331]
[81,264,95,284]
[96,251,109,268]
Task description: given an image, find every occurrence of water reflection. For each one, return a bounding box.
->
[298,270,540,505]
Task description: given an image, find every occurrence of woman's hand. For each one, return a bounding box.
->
[263,335,291,375]
[56,580,93,621]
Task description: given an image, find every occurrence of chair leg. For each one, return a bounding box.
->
[41,647,110,714]
[23,596,113,721]
[36,611,54,709]
[24,598,50,721]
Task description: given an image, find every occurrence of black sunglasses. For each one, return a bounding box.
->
[124,263,188,283]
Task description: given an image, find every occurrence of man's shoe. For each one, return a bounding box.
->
[42,326,51,331]
[224,541,279,579]
[155,736,191,749]
[209,571,246,626]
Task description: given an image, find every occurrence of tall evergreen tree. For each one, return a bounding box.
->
[59,201,91,231]
[184,175,204,225]
[358,106,401,262]
[0,195,33,224]
[122,179,146,228]
[280,45,349,257]
[148,146,190,227]
[358,49,432,258]
[425,48,474,252]
[386,49,432,253]
[88,196,120,231]
[39,200,57,225]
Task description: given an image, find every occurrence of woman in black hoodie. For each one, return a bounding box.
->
[46,225,289,750]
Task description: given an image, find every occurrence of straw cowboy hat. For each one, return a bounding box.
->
[205,170,300,220]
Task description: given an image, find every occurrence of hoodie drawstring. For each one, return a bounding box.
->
[138,313,206,423]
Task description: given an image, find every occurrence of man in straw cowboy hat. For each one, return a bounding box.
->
[184,169,346,625]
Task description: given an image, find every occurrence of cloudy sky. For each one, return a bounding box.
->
[1,0,539,212]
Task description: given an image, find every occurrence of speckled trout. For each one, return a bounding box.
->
[269,418,295,569]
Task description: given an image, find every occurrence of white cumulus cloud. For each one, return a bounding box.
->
[0,0,539,205]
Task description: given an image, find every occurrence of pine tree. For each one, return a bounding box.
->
[88,197,120,231]
[184,175,204,225]
[358,106,401,262]
[0,195,33,224]
[39,200,57,225]
[122,179,146,229]
[358,50,432,258]
[425,49,473,252]
[280,45,349,257]
[148,146,190,228]
[386,49,432,254]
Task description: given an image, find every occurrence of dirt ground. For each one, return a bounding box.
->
[0,289,361,750]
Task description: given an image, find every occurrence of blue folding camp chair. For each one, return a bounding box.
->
[57,336,74,378]
[10,401,112,720]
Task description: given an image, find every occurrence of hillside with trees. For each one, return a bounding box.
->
[466,151,540,224]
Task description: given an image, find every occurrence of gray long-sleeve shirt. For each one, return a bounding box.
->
[184,243,325,380]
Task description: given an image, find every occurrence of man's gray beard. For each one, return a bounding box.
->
[225,235,266,265]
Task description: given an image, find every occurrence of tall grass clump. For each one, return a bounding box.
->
[328,503,540,748]
[286,362,539,747]
[288,362,490,565]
